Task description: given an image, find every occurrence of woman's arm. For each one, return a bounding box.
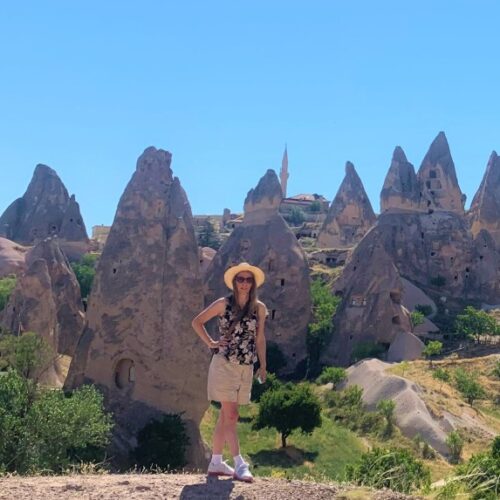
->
[256,301,267,382]
[191,298,226,349]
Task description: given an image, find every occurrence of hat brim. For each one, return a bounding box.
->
[224,263,265,290]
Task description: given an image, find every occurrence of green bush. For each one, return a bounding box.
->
[454,368,486,406]
[316,366,346,387]
[377,399,396,438]
[422,340,442,367]
[345,447,430,494]
[251,372,281,403]
[71,253,98,300]
[410,311,425,328]
[132,414,189,470]
[253,383,321,447]
[455,306,499,343]
[0,370,113,473]
[492,360,500,379]
[0,275,16,312]
[446,430,464,464]
[433,367,451,383]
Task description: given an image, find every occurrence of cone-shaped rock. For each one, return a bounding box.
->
[417,132,465,213]
[0,164,88,246]
[317,162,376,248]
[469,151,500,246]
[65,147,209,469]
[380,147,420,212]
[204,169,310,374]
[1,237,84,384]
[323,229,415,366]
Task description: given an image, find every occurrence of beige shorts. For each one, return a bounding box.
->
[207,354,254,405]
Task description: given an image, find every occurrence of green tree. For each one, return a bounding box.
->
[253,383,322,447]
[422,341,442,367]
[316,366,346,387]
[345,447,431,494]
[446,430,464,464]
[288,207,305,226]
[71,253,98,301]
[306,280,340,377]
[455,306,499,343]
[0,275,16,311]
[309,200,321,212]
[198,219,221,250]
[410,311,425,329]
[454,368,486,406]
[132,414,189,470]
[377,399,396,438]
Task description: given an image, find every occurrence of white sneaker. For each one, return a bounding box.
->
[233,462,254,483]
[207,460,235,477]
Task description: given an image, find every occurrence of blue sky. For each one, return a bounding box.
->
[1,1,499,231]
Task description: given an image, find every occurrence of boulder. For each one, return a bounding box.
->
[417,132,465,214]
[387,331,424,362]
[65,147,209,469]
[380,147,420,213]
[204,169,310,374]
[0,164,89,246]
[317,162,376,249]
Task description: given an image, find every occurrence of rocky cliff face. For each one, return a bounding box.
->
[0,237,28,277]
[317,162,376,249]
[0,164,88,246]
[65,147,209,469]
[417,132,465,214]
[1,237,84,384]
[469,151,500,247]
[380,147,420,213]
[204,169,311,374]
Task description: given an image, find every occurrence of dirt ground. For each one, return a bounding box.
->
[0,473,420,499]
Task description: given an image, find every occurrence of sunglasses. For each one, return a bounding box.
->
[235,276,254,284]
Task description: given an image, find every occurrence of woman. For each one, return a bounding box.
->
[192,262,267,483]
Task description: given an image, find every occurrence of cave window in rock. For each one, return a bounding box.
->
[240,239,251,251]
[389,291,401,304]
[351,294,366,307]
[280,278,285,287]
[392,315,401,325]
[429,170,438,179]
[271,309,277,320]
[115,359,135,389]
[426,180,431,189]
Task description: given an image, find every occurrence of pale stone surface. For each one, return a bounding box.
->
[400,278,439,334]
[417,132,465,214]
[387,331,424,362]
[324,230,412,366]
[204,169,311,374]
[317,162,376,249]
[1,237,84,384]
[199,246,216,276]
[342,359,450,456]
[469,151,500,246]
[0,164,89,246]
[0,237,28,277]
[380,147,420,213]
[65,147,209,469]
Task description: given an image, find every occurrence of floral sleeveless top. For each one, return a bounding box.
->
[218,300,258,365]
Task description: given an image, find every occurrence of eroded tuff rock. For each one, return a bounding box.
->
[0,164,88,246]
[0,237,28,277]
[469,151,500,247]
[417,132,465,213]
[323,229,415,366]
[317,162,376,249]
[1,237,84,385]
[65,147,209,469]
[380,147,420,213]
[204,169,310,374]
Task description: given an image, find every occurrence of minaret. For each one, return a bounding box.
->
[279,145,289,198]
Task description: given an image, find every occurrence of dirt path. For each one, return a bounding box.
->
[0,473,420,499]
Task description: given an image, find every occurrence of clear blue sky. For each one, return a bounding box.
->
[1,1,499,230]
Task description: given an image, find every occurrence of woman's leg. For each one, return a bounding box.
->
[220,401,240,456]
[212,407,225,454]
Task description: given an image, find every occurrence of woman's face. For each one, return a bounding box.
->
[234,271,255,294]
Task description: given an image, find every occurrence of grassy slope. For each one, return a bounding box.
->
[200,402,366,481]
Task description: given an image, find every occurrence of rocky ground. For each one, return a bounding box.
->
[0,473,422,499]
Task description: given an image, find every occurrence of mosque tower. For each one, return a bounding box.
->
[279,145,289,198]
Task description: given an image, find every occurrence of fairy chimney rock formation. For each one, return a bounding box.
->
[1,237,84,384]
[417,132,465,214]
[65,146,209,469]
[324,230,414,366]
[469,151,500,246]
[204,169,310,374]
[380,147,420,213]
[0,164,88,246]
[317,161,376,248]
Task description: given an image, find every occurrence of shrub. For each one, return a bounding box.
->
[422,340,442,367]
[345,447,431,494]
[454,368,486,406]
[197,219,221,250]
[288,207,305,226]
[491,360,500,379]
[251,372,281,403]
[71,253,98,300]
[0,275,16,312]
[446,430,464,464]
[253,383,321,447]
[455,306,499,343]
[316,366,346,387]
[410,311,425,329]
[433,367,451,383]
[377,399,396,438]
[132,414,189,470]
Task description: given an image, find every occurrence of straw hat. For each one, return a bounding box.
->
[223,262,265,290]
